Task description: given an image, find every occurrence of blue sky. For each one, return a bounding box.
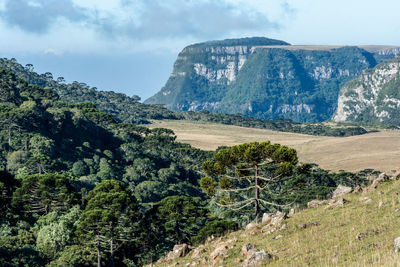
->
[0,0,399,100]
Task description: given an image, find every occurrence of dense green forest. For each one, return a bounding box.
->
[0,58,370,137]
[0,68,378,266]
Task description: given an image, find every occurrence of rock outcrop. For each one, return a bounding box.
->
[333,58,400,124]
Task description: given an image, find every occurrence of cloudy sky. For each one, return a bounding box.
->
[0,0,399,100]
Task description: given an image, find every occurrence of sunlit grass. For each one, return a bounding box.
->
[156,180,400,266]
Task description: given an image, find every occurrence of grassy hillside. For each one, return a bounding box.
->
[149,120,400,174]
[156,178,400,266]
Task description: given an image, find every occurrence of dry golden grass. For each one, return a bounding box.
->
[156,180,400,267]
[149,120,400,174]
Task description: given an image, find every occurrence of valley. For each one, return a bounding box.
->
[150,120,400,174]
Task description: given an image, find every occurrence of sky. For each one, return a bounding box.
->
[0,0,399,100]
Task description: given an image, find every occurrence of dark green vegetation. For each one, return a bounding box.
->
[201,141,299,223]
[145,38,398,123]
[0,57,369,137]
[0,64,378,266]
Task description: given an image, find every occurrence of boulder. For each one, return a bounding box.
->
[242,249,273,267]
[394,237,400,252]
[325,198,348,209]
[270,211,287,226]
[246,222,257,230]
[241,243,255,256]
[262,213,272,224]
[166,244,190,261]
[352,185,362,194]
[210,243,229,262]
[364,173,389,193]
[332,185,352,198]
[210,238,237,262]
[392,169,400,180]
[307,199,325,209]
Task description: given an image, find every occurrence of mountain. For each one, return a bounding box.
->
[333,57,400,124]
[145,37,400,122]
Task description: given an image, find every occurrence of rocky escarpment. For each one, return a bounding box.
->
[144,37,290,112]
[333,58,400,124]
[146,37,400,123]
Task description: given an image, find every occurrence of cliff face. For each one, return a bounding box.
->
[145,38,399,123]
[333,58,400,124]
[144,37,290,111]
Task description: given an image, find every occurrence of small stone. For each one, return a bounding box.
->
[395,208,400,212]
[378,200,385,208]
[297,223,307,229]
[307,199,325,208]
[280,224,287,230]
[308,221,320,227]
[359,196,372,203]
[394,237,400,252]
[288,208,295,217]
[272,235,283,240]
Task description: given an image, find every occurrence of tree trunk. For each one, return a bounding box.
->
[97,231,101,267]
[254,165,260,224]
[110,221,115,267]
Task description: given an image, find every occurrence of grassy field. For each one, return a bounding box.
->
[149,120,400,174]
[156,179,400,267]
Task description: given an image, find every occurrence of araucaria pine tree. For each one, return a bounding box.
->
[200,141,298,223]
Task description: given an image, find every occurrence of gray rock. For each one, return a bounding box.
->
[262,213,272,224]
[242,249,273,267]
[394,237,400,252]
[166,244,190,261]
[332,185,352,198]
[241,243,255,256]
[307,199,325,208]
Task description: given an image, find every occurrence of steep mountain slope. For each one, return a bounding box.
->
[333,58,400,124]
[146,37,400,123]
[144,37,290,111]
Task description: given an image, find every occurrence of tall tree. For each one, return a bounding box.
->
[76,180,141,267]
[200,141,298,223]
[12,173,77,216]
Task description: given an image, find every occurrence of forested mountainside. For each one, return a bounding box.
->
[0,57,369,137]
[145,37,400,123]
[333,58,400,124]
[0,67,377,266]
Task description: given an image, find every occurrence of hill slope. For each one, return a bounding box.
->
[333,57,400,124]
[146,37,400,123]
[155,178,400,266]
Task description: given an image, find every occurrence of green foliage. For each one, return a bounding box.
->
[191,218,237,245]
[157,196,207,244]
[35,207,81,259]
[12,173,77,216]
[199,176,216,196]
[77,180,141,266]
